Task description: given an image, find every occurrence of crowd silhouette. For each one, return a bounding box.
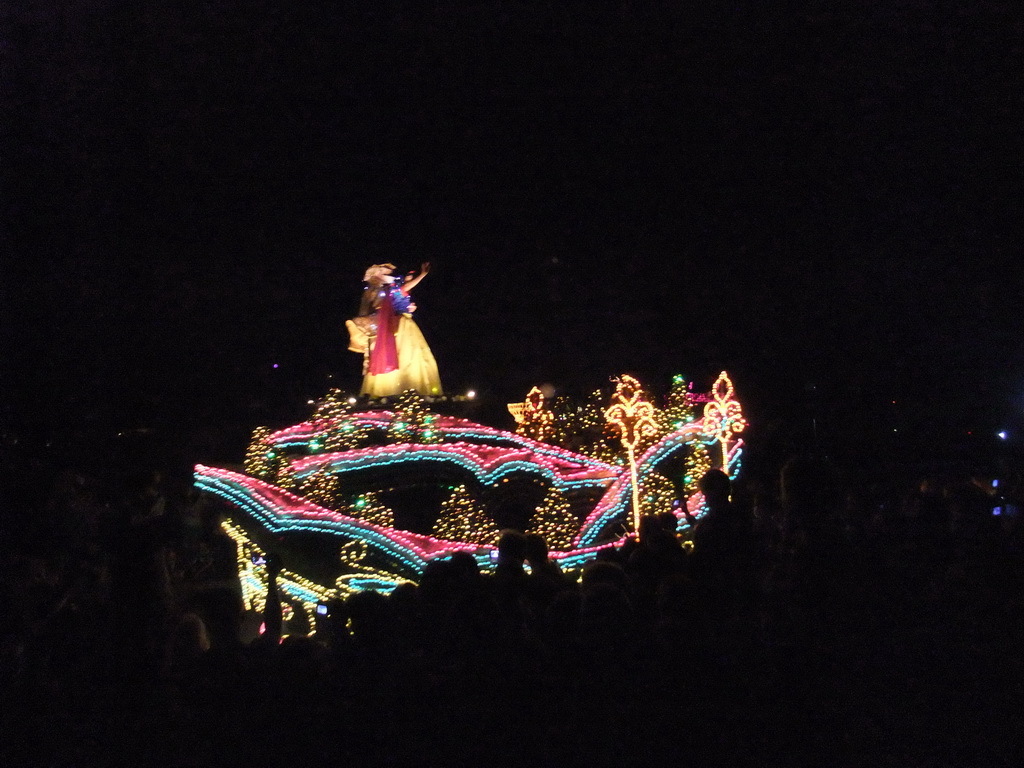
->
[2,458,1022,766]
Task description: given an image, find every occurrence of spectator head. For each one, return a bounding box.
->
[419,558,456,606]
[524,533,549,566]
[638,514,662,542]
[698,469,731,506]
[448,550,481,589]
[496,529,527,565]
[388,582,419,613]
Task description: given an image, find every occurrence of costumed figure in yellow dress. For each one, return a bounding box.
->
[346,262,443,397]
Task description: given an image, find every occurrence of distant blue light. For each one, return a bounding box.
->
[998,430,1008,440]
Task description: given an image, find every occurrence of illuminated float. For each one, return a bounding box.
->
[194,372,745,629]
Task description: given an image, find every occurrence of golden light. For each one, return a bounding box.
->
[702,371,746,467]
[604,375,659,536]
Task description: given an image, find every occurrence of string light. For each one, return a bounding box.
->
[386,391,443,445]
[433,484,498,546]
[274,454,298,490]
[289,442,616,493]
[638,472,678,519]
[220,519,335,627]
[604,375,660,536]
[529,485,578,551]
[197,370,747,603]
[658,375,698,435]
[244,427,273,479]
[576,424,707,547]
[702,371,747,469]
[348,492,394,528]
[511,387,555,443]
[300,467,340,508]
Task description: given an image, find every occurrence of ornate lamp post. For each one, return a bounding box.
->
[604,375,659,537]
[702,371,747,470]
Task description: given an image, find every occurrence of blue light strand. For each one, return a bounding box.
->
[576,425,707,546]
[292,444,614,493]
[195,469,429,576]
[268,412,622,477]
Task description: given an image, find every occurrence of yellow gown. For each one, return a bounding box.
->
[347,313,442,398]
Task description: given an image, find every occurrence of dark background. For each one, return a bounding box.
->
[3,1,1022,490]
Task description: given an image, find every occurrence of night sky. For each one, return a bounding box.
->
[3,1,1022,482]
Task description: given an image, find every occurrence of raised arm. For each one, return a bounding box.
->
[400,262,431,294]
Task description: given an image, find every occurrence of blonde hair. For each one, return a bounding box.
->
[363,263,396,284]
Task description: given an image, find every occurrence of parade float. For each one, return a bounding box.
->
[193,262,745,630]
[193,372,745,630]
